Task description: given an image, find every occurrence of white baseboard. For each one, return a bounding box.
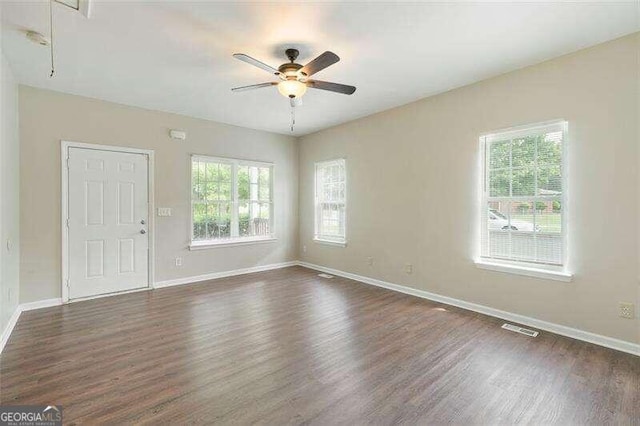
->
[5,260,637,358]
[20,298,63,311]
[154,261,299,288]
[0,306,21,354]
[0,298,63,354]
[298,261,640,357]
[0,262,298,354]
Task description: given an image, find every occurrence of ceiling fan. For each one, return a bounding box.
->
[231,48,356,108]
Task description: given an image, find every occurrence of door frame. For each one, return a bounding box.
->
[61,140,155,303]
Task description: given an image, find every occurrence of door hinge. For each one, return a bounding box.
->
[66,279,70,289]
[66,157,70,169]
[66,218,70,228]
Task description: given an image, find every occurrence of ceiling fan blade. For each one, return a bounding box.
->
[306,80,356,95]
[231,82,278,92]
[299,51,340,77]
[290,97,303,107]
[233,53,280,76]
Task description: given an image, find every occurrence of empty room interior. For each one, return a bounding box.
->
[1,1,639,424]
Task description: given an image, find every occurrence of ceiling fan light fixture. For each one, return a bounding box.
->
[278,79,307,99]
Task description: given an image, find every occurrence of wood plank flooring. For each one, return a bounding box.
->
[1,266,638,424]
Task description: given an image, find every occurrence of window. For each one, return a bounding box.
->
[191,156,273,247]
[480,121,567,272]
[314,159,346,245]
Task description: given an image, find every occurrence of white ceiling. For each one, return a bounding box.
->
[1,1,638,136]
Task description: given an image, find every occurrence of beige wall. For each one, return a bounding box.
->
[19,87,298,303]
[1,50,20,332]
[299,34,640,344]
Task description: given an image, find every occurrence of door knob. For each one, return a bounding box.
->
[140,229,146,234]
[141,219,146,225]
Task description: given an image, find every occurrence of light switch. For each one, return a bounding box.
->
[157,208,172,217]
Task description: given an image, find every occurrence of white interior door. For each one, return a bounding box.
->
[68,147,149,300]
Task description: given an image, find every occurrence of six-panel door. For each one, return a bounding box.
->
[68,147,149,300]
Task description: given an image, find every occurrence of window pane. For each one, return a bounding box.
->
[538,132,562,166]
[205,182,216,201]
[511,202,535,261]
[511,202,534,232]
[511,166,535,197]
[208,202,231,239]
[193,202,232,241]
[489,139,510,169]
[486,201,510,259]
[489,169,510,197]
[537,200,562,234]
[258,167,271,201]
[536,201,562,264]
[238,166,249,200]
[259,184,270,201]
[337,182,345,201]
[537,166,562,195]
[511,137,535,167]
[192,202,208,240]
[205,163,217,181]
[318,202,345,237]
[238,202,271,237]
[219,164,232,182]
[219,181,231,200]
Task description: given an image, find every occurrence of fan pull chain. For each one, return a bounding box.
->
[49,0,55,77]
[290,104,295,132]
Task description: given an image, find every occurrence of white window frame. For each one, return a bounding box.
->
[476,120,572,282]
[189,155,275,249]
[314,158,347,246]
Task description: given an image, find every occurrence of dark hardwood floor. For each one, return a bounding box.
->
[1,266,638,424]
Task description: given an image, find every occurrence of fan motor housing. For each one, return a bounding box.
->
[278,62,303,77]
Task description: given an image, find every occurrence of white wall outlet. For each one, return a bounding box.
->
[405,263,413,274]
[158,208,172,217]
[367,257,374,266]
[619,303,635,319]
[303,245,307,253]
[175,257,183,267]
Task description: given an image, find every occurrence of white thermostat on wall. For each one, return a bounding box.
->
[157,208,172,217]
[169,129,186,140]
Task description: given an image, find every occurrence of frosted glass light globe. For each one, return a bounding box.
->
[278,79,307,98]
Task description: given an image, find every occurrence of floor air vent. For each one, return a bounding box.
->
[318,273,334,279]
[501,323,539,337]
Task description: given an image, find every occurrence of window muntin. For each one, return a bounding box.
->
[481,122,566,267]
[315,159,346,244]
[191,156,273,245]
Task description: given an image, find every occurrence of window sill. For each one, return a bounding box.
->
[475,260,573,282]
[313,238,347,247]
[189,237,277,250]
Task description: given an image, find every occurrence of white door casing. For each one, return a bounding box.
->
[63,143,154,301]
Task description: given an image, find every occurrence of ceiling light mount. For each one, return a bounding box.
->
[285,48,299,63]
